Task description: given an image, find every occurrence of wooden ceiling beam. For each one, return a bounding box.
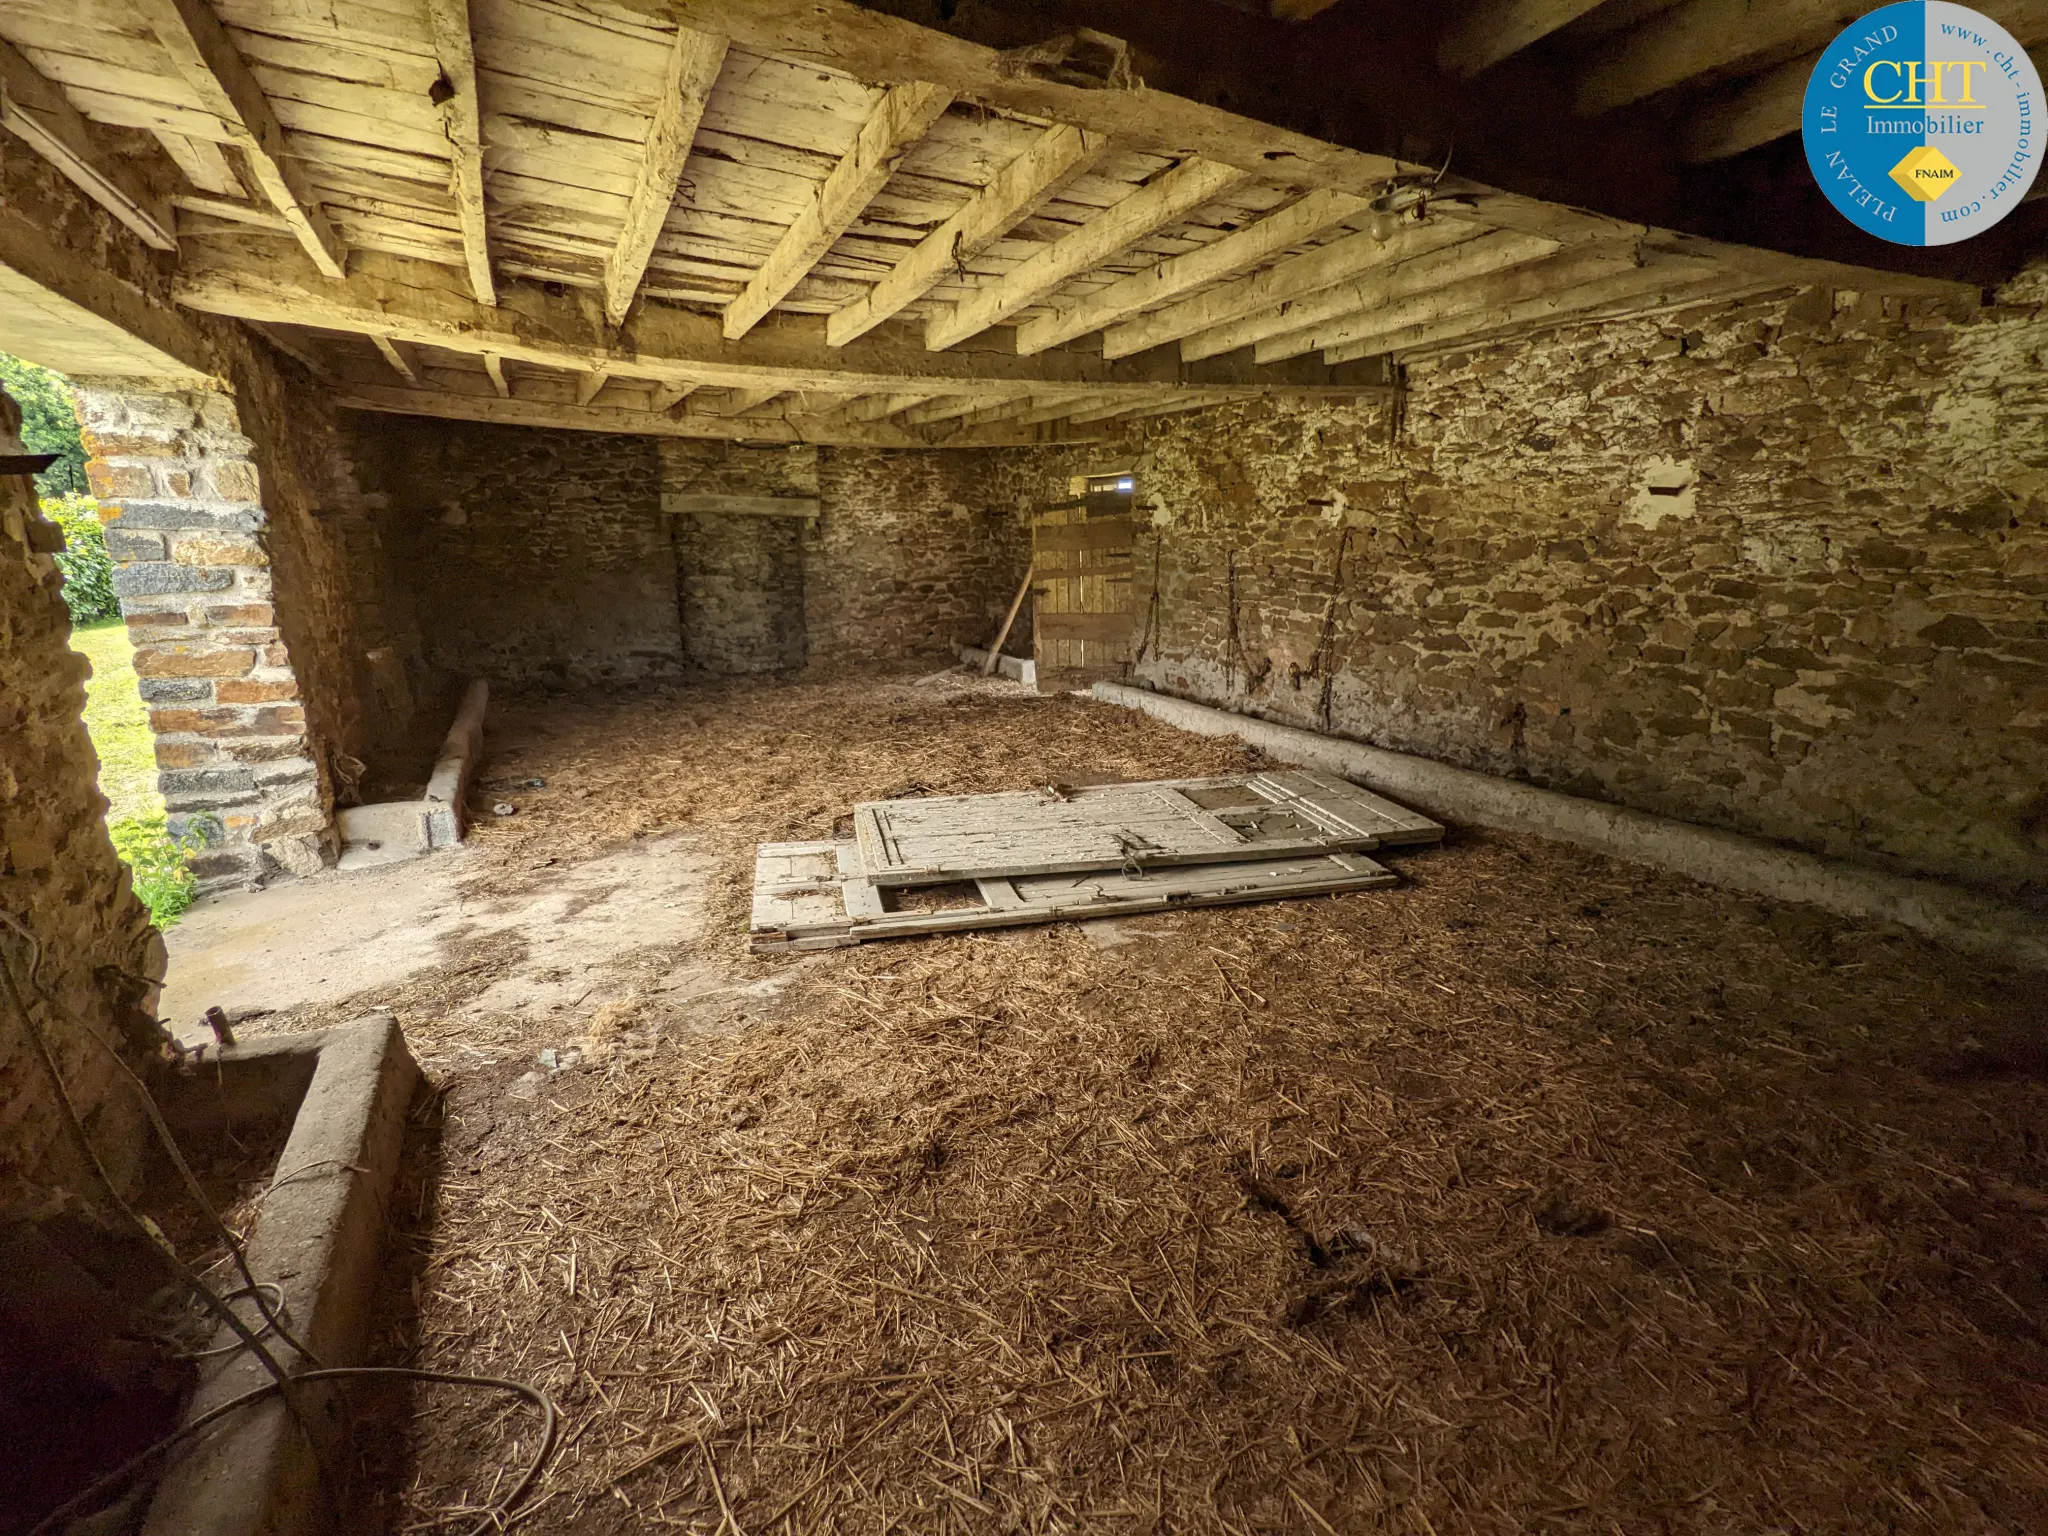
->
[1575,0,1854,116]
[132,0,347,277]
[698,385,786,416]
[603,0,1410,193]
[332,375,1102,447]
[926,157,1253,351]
[1322,254,1727,361]
[1684,23,2048,162]
[0,39,176,251]
[1015,188,1372,356]
[827,122,1107,347]
[900,392,1023,426]
[604,25,729,326]
[1102,220,1477,361]
[1272,243,1655,363]
[1185,230,1560,362]
[724,80,955,340]
[424,0,495,306]
[171,246,1394,396]
[1438,1,1615,78]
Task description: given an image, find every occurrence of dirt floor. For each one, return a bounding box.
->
[173,671,2048,1534]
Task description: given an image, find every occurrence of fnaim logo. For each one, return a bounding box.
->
[1803,2,2041,244]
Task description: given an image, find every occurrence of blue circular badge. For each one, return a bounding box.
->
[1802,2,2042,245]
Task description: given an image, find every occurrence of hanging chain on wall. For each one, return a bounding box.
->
[1292,526,1354,731]
[1132,531,1164,665]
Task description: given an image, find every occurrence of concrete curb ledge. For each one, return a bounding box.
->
[958,644,1037,687]
[1093,681,2048,972]
[146,1015,420,1536]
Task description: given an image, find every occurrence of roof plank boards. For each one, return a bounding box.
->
[0,37,177,250]
[131,0,349,276]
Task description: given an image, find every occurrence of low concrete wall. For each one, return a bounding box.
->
[1094,682,2048,972]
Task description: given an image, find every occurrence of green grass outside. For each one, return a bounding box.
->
[70,618,198,924]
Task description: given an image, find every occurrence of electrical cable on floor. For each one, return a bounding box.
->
[26,1366,559,1536]
[0,910,562,1532]
[0,929,300,1390]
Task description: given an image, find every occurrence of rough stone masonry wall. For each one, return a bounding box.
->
[360,423,1029,686]
[367,418,678,688]
[0,445,162,1206]
[806,448,1031,669]
[998,264,2048,904]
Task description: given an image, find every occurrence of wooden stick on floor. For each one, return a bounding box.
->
[982,562,1035,676]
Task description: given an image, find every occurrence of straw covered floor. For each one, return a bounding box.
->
[255,674,2045,1534]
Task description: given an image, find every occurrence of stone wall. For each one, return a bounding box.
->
[803,448,1030,669]
[365,418,679,688]
[995,266,2048,903]
[360,424,1030,686]
[0,434,162,1207]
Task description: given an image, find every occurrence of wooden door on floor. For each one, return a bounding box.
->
[1032,472,1135,684]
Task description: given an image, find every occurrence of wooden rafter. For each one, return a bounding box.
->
[724,80,955,341]
[828,123,1107,347]
[1270,243,1649,363]
[1104,221,1477,361]
[372,335,419,383]
[171,247,1399,400]
[152,129,239,196]
[172,194,286,230]
[1014,188,1373,356]
[424,0,494,306]
[699,386,785,416]
[0,39,176,251]
[1322,253,1726,362]
[131,0,347,277]
[1575,0,1850,116]
[925,157,1252,351]
[604,25,729,327]
[901,392,1024,426]
[1685,22,2048,162]
[1438,1,1613,77]
[1188,230,1563,362]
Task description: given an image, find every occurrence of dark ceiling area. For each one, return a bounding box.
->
[863,0,2048,289]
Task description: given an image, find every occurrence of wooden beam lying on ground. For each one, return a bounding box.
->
[926,157,1252,351]
[172,245,1398,396]
[828,123,1106,347]
[1322,254,1729,361]
[1015,188,1372,356]
[1438,0,1614,77]
[132,0,347,277]
[424,0,495,305]
[1103,221,1476,360]
[1186,230,1562,362]
[0,39,176,251]
[725,81,954,340]
[604,25,729,326]
[1575,0,1853,116]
